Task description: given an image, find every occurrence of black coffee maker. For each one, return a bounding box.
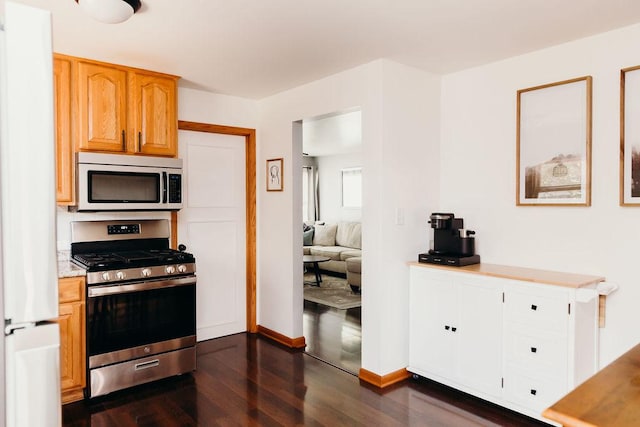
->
[418,213,480,266]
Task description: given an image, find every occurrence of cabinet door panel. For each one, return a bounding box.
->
[130,73,177,156]
[58,301,85,394]
[53,57,74,204]
[409,268,456,377]
[456,277,503,397]
[78,62,127,152]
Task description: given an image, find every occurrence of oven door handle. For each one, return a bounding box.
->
[88,276,196,298]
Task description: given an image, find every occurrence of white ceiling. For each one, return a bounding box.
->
[5,0,640,99]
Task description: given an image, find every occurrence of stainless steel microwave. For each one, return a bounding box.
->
[76,152,183,211]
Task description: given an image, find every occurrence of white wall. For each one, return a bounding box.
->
[258,59,441,376]
[178,87,258,129]
[316,152,362,222]
[440,23,640,366]
[56,88,258,250]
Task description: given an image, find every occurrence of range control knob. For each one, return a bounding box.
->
[141,268,152,278]
[101,272,111,281]
[177,264,187,273]
[115,271,126,280]
[166,265,176,274]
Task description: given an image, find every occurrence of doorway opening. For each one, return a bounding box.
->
[299,109,362,374]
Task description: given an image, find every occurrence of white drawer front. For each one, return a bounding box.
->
[504,327,568,376]
[503,367,567,414]
[505,288,568,333]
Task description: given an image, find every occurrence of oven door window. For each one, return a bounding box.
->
[88,283,195,356]
[88,171,160,203]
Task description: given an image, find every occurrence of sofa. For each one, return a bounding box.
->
[303,221,361,282]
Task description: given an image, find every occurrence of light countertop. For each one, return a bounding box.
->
[408,261,604,289]
[57,250,86,279]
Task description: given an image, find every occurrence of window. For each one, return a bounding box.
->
[342,167,362,208]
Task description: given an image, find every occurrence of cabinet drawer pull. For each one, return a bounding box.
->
[531,347,537,353]
[530,389,537,396]
[134,359,159,371]
[121,129,126,147]
[444,325,450,330]
[451,327,457,332]
[530,304,538,311]
[137,131,142,152]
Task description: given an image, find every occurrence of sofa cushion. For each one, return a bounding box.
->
[309,246,343,261]
[346,256,361,274]
[313,224,337,246]
[303,227,314,246]
[336,222,361,249]
[339,249,362,261]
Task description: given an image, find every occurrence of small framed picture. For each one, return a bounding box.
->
[266,158,283,191]
[516,76,592,206]
[621,66,640,205]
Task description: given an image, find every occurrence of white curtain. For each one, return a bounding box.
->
[302,166,319,222]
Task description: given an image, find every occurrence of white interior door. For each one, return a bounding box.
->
[178,130,246,341]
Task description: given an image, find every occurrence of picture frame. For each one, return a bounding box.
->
[620,66,640,206]
[516,76,592,206]
[266,158,283,191]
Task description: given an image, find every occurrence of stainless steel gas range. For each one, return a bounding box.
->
[71,219,196,398]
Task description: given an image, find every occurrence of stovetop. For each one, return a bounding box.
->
[73,249,195,271]
[70,219,197,284]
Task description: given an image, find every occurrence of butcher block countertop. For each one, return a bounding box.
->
[408,262,604,288]
[543,343,640,427]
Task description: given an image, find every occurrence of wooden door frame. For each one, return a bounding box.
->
[172,120,257,333]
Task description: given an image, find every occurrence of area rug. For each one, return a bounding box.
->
[303,273,361,310]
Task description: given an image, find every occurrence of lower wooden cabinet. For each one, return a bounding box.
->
[408,263,601,424]
[58,276,86,404]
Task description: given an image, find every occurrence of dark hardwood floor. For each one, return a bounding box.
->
[303,299,361,374]
[63,333,549,426]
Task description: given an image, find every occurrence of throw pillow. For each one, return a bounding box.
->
[303,228,314,246]
[313,223,337,246]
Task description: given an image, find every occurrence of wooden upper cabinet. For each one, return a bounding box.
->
[53,56,75,205]
[75,59,178,157]
[77,61,128,152]
[129,72,177,156]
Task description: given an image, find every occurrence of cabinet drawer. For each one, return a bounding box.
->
[504,327,567,376]
[503,367,567,413]
[504,288,568,333]
[58,277,85,304]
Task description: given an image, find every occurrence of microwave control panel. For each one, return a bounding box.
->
[168,174,182,204]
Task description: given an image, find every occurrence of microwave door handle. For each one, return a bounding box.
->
[162,172,168,204]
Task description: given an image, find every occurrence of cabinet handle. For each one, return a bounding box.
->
[137,131,142,152]
[531,347,537,353]
[531,304,538,311]
[121,130,126,148]
[451,327,457,332]
[530,389,537,396]
[444,325,450,330]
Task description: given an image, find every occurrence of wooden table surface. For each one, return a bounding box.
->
[408,261,604,288]
[543,343,640,426]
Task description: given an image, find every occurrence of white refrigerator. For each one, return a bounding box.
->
[0,2,62,427]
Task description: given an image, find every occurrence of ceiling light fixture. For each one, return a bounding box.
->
[75,0,141,24]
